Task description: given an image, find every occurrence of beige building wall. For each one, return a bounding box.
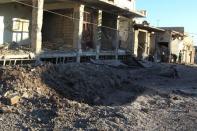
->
[182,35,195,64]
[0,3,32,45]
[170,38,183,56]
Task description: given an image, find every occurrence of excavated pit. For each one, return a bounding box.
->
[41,63,146,106]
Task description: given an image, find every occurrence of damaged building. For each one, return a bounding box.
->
[0,0,146,65]
[130,23,195,64]
[155,27,195,64]
[0,0,195,66]
[132,20,165,60]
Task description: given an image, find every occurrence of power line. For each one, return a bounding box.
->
[14,0,131,33]
[13,0,197,39]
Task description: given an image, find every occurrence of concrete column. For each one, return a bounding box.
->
[73,4,84,62]
[146,32,151,55]
[115,16,120,60]
[31,0,44,54]
[169,33,173,63]
[133,30,139,57]
[128,20,134,52]
[96,10,102,60]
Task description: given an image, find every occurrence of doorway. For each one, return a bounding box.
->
[137,31,146,59]
[158,42,169,62]
[82,9,94,50]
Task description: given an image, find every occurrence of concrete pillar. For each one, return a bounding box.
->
[128,20,133,52]
[31,0,44,54]
[73,4,84,62]
[96,10,102,60]
[115,16,120,60]
[146,32,151,55]
[169,33,173,63]
[133,30,139,57]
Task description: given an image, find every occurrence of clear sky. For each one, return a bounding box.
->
[136,0,197,45]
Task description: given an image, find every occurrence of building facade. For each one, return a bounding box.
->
[0,0,145,63]
[155,27,195,64]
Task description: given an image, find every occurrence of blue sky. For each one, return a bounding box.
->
[136,0,197,45]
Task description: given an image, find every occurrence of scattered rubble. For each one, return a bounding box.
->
[0,63,196,130]
[0,42,34,60]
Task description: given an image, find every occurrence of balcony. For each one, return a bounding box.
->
[82,0,145,18]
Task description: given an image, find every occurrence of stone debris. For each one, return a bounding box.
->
[8,95,20,105]
[0,63,196,130]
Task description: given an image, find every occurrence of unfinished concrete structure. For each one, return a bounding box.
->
[0,0,145,65]
[132,21,165,60]
[155,27,195,64]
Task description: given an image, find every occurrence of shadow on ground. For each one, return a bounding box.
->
[41,63,146,106]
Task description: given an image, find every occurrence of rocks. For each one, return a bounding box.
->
[159,65,179,78]
[7,95,20,105]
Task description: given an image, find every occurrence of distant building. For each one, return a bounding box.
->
[194,46,197,63]
[154,27,195,64]
[132,21,165,60]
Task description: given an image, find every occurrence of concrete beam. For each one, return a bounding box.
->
[31,0,44,54]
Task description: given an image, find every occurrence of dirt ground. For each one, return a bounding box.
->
[0,62,196,130]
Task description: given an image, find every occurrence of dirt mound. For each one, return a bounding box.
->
[41,63,145,105]
[0,63,145,106]
[0,63,196,130]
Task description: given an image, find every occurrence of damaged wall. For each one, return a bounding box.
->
[183,35,195,64]
[0,3,32,45]
[101,12,117,50]
[171,38,183,56]
[42,9,74,51]
[149,33,156,56]
[118,16,130,50]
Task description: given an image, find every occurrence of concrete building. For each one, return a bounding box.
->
[132,21,165,60]
[0,0,146,64]
[155,27,195,64]
[182,34,195,64]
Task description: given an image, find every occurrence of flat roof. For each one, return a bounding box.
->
[80,0,145,18]
[134,24,165,32]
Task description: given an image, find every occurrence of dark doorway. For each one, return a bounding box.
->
[42,9,74,51]
[158,42,169,62]
[137,31,146,59]
[82,8,95,50]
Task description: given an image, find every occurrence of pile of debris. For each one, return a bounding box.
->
[0,42,34,59]
[0,63,145,105]
[0,63,146,129]
[0,63,196,130]
[42,41,74,51]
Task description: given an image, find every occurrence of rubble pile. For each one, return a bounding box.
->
[42,41,74,51]
[0,63,145,129]
[0,63,196,130]
[0,42,33,59]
